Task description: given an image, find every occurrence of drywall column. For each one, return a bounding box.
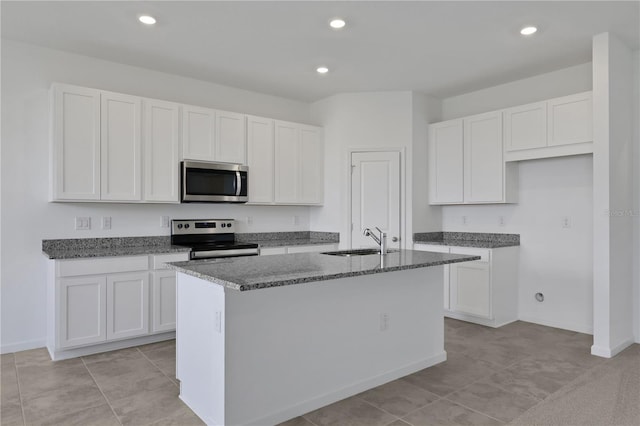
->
[591,33,635,357]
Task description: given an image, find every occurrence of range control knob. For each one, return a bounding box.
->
[184,224,190,229]
[177,224,183,229]
[227,223,232,228]
[221,223,226,228]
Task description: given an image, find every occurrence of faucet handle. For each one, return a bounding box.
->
[375,227,386,236]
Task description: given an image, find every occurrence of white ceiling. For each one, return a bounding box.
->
[2,1,638,102]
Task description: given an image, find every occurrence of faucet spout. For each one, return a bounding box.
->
[363,227,388,254]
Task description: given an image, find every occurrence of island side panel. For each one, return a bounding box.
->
[176,272,226,425]
[224,266,445,426]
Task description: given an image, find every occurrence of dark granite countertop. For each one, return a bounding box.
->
[167,249,480,291]
[236,231,339,248]
[413,232,520,249]
[42,236,191,260]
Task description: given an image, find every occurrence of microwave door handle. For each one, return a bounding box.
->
[235,171,242,196]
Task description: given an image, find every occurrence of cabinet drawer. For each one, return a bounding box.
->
[57,256,148,277]
[151,253,190,270]
[449,247,490,263]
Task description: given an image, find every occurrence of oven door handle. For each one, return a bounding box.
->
[235,171,242,196]
[191,248,259,259]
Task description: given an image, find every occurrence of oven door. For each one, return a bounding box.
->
[181,161,248,203]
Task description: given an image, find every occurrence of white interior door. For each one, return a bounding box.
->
[351,151,401,249]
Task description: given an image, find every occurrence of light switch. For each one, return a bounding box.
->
[102,217,112,230]
[75,217,91,230]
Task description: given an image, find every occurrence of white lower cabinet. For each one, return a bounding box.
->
[151,270,178,333]
[106,272,149,340]
[58,276,107,348]
[413,243,518,327]
[49,252,189,359]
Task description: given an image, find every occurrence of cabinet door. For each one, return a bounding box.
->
[429,120,464,204]
[106,272,149,340]
[58,276,107,348]
[547,92,593,146]
[151,270,177,333]
[274,121,299,203]
[503,102,547,151]
[182,105,216,161]
[100,92,142,201]
[464,112,503,203]
[144,99,180,202]
[247,116,274,203]
[299,126,323,204]
[216,111,246,164]
[450,261,491,319]
[51,84,101,200]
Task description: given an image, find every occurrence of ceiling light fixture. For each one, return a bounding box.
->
[139,15,157,25]
[316,66,329,74]
[520,26,537,36]
[329,18,346,29]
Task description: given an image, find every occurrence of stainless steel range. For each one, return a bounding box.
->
[171,219,259,260]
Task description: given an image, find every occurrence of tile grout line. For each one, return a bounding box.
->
[395,396,444,425]
[440,395,507,424]
[136,347,179,387]
[353,394,403,423]
[80,357,124,426]
[13,358,27,426]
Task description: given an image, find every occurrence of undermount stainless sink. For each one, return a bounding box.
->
[321,249,399,257]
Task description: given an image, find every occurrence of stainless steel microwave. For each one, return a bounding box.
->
[181,161,248,203]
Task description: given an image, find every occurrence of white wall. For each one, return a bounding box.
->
[0,40,317,352]
[309,92,413,248]
[591,33,635,357]
[634,50,640,343]
[440,63,594,333]
[442,63,592,119]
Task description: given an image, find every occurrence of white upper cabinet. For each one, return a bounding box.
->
[216,111,246,164]
[143,99,180,203]
[247,116,274,204]
[429,119,464,204]
[274,121,323,205]
[182,105,216,162]
[464,111,504,203]
[299,126,324,204]
[503,101,547,152]
[503,91,593,162]
[547,92,593,146]
[429,113,516,205]
[182,107,247,164]
[51,84,101,201]
[100,92,142,201]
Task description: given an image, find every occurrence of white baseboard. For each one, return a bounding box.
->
[591,338,635,358]
[243,352,447,426]
[48,332,175,361]
[1,338,46,354]
[517,315,593,335]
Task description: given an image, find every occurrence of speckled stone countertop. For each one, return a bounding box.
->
[167,250,480,291]
[42,236,191,260]
[236,231,339,248]
[413,232,520,249]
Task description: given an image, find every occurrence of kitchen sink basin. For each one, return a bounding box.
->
[321,249,399,257]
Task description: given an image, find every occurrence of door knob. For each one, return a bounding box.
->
[392,237,399,242]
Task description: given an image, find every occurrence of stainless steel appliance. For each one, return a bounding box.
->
[171,219,259,259]
[181,161,248,203]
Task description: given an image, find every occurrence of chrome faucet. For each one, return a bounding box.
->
[363,227,387,254]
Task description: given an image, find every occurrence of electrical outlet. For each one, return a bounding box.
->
[102,216,112,230]
[380,313,389,332]
[462,216,468,226]
[498,216,505,227]
[75,217,91,230]
[561,216,572,229]
[161,216,170,228]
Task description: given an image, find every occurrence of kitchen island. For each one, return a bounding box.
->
[168,249,479,426]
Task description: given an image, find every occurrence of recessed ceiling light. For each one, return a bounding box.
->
[316,66,329,74]
[329,18,346,29]
[520,26,537,36]
[139,15,157,25]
